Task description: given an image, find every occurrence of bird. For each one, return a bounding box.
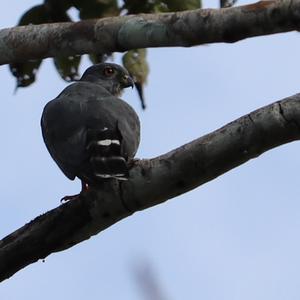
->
[41,63,140,201]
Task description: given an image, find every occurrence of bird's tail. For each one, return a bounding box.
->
[86,128,129,181]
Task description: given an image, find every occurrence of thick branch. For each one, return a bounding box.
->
[1,93,300,281]
[0,0,300,64]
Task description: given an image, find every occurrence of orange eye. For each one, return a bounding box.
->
[103,67,114,76]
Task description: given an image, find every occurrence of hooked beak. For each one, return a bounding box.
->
[121,74,134,89]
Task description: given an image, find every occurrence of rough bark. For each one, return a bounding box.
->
[1,93,300,282]
[0,0,300,65]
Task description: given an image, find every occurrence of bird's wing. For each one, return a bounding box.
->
[41,96,88,180]
[85,96,141,159]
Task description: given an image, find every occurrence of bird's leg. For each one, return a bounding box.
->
[60,181,89,203]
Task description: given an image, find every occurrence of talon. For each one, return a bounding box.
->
[60,194,80,203]
[60,181,89,203]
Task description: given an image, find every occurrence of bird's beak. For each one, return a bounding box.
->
[121,74,134,89]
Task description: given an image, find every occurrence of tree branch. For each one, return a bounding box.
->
[1,93,300,282]
[0,0,300,65]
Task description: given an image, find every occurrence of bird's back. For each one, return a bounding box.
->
[41,81,140,183]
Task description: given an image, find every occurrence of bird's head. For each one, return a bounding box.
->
[80,63,134,96]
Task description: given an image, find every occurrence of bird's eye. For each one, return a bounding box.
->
[103,67,114,77]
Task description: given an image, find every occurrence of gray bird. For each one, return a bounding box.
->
[41,63,140,200]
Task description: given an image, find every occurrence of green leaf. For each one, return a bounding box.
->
[18,4,51,25]
[44,0,73,22]
[9,5,52,88]
[73,0,119,19]
[88,53,112,64]
[122,49,149,109]
[123,0,152,13]
[11,3,76,88]
[10,60,42,88]
[123,0,201,13]
[163,0,201,11]
[44,0,73,13]
[53,55,81,82]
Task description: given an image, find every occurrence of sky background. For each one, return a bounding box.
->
[1,1,300,299]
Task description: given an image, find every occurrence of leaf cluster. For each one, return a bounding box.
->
[10,0,203,108]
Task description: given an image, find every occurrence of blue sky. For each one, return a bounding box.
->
[1,1,300,299]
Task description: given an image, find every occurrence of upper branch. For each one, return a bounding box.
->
[1,93,300,282]
[0,0,300,65]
